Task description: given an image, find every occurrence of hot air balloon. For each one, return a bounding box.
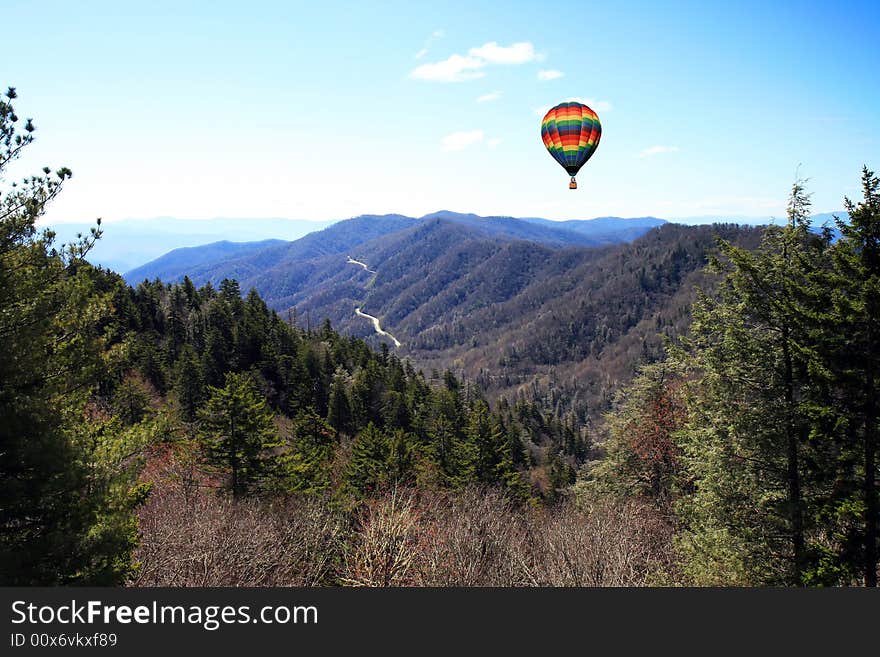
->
[541,101,602,189]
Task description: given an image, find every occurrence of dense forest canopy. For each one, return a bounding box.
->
[1,87,877,586]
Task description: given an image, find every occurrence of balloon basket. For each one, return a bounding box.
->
[569,178,577,190]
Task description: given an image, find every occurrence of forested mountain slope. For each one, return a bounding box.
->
[130,216,761,422]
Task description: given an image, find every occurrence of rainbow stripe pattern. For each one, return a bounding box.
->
[541,101,602,178]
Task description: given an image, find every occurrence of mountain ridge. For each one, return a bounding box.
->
[125,213,765,421]
[124,213,669,283]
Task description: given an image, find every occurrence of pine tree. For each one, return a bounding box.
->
[675,179,831,584]
[202,298,234,386]
[111,372,154,425]
[326,369,353,436]
[592,361,684,515]
[344,423,391,496]
[274,410,335,494]
[0,86,142,584]
[825,167,880,586]
[199,372,277,497]
[174,344,204,423]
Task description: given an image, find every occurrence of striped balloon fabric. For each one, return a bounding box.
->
[541,101,602,187]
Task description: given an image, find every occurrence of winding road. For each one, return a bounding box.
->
[354,307,402,348]
[346,255,376,274]
[347,256,401,347]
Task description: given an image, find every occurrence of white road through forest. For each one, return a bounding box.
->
[346,255,376,274]
[347,256,402,348]
[354,307,402,348]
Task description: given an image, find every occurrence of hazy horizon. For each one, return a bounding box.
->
[6,1,878,225]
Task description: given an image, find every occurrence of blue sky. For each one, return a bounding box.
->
[5,0,879,223]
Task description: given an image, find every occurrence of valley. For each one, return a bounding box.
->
[125,212,764,423]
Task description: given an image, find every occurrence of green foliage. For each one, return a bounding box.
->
[173,345,204,422]
[273,410,336,494]
[0,86,144,584]
[672,179,834,585]
[199,372,278,497]
[111,372,154,425]
[344,423,393,496]
[590,361,685,514]
[594,172,880,586]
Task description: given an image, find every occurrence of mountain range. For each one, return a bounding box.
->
[45,210,846,275]
[44,216,334,273]
[125,212,669,284]
[122,211,779,420]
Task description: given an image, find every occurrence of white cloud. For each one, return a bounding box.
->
[441,130,485,151]
[410,54,486,82]
[534,97,613,117]
[411,41,537,82]
[638,145,680,158]
[415,29,445,60]
[476,91,502,103]
[573,97,612,112]
[487,138,502,148]
[538,69,564,81]
[468,41,536,64]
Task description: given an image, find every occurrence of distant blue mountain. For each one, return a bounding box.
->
[521,216,667,242]
[44,217,335,273]
[419,211,659,246]
[123,212,676,291]
[67,209,851,280]
[125,239,287,284]
[671,211,849,228]
[124,214,418,285]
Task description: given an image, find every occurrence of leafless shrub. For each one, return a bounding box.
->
[411,488,524,586]
[132,479,673,586]
[131,485,343,586]
[340,488,420,587]
[516,499,674,586]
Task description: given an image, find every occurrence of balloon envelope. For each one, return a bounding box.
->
[541,101,602,178]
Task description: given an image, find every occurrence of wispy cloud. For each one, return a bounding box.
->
[534,97,613,117]
[538,69,564,81]
[411,54,485,82]
[415,29,444,60]
[570,97,612,112]
[476,90,502,103]
[468,41,536,64]
[487,138,502,148]
[638,145,680,158]
[441,130,485,151]
[411,41,537,82]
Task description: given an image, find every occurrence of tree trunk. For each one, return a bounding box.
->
[865,365,877,587]
[782,325,805,585]
[230,413,239,498]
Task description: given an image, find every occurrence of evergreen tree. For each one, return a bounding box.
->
[0,86,142,584]
[199,372,277,497]
[344,423,391,496]
[675,179,831,584]
[274,410,335,494]
[824,167,880,586]
[173,344,204,423]
[592,361,684,515]
[203,299,234,386]
[326,369,353,436]
[111,372,154,425]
